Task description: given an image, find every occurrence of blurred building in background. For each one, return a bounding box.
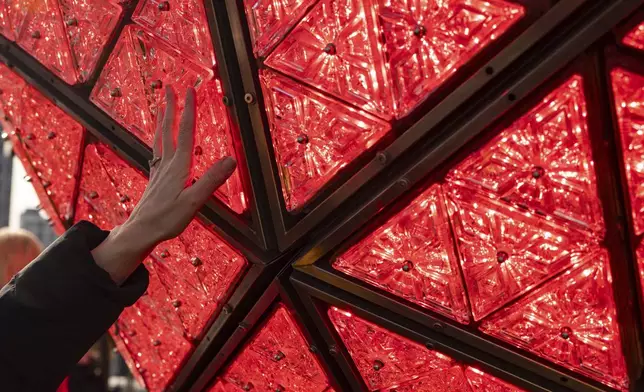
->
[0,140,12,228]
[20,208,57,246]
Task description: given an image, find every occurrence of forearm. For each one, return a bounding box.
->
[0,222,148,390]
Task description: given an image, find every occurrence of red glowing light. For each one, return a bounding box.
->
[446,183,591,320]
[265,0,393,119]
[333,184,469,324]
[3,0,122,84]
[91,25,246,213]
[448,75,604,234]
[76,143,248,390]
[0,64,83,233]
[111,259,193,392]
[611,67,644,235]
[623,21,644,51]
[243,0,317,56]
[210,304,333,392]
[327,307,524,391]
[260,70,391,210]
[481,252,628,390]
[380,0,524,117]
[132,0,216,67]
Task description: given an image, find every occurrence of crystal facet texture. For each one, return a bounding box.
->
[445,183,591,320]
[76,143,248,390]
[611,67,644,234]
[265,0,393,119]
[244,0,317,56]
[448,75,604,234]
[481,253,628,390]
[328,307,524,391]
[209,304,333,392]
[333,184,469,323]
[2,0,122,84]
[379,0,524,117]
[91,25,246,213]
[132,0,216,66]
[261,70,391,210]
[623,21,644,51]
[0,64,83,233]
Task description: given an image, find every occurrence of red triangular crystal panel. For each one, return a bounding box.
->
[57,0,123,82]
[260,70,391,210]
[0,64,83,232]
[623,20,644,51]
[333,184,469,324]
[265,0,393,119]
[132,0,216,67]
[209,303,333,392]
[610,67,644,234]
[445,183,592,320]
[327,307,524,391]
[480,252,628,390]
[448,75,604,235]
[111,258,193,392]
[379,0,524,118]
[13,0,77,84]
[243,0,317,56]
[91,25,247,213]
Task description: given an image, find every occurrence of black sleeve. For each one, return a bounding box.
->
[0,221,149,391]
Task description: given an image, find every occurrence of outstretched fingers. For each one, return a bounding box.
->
[161,86,176,161]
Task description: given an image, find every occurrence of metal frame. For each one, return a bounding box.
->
[0,0,278,261]
[291,270,585,392]
[222,0,604,250]
[291,2,644,390]
[187,266,352,392]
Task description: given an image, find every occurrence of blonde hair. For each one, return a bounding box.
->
[0,227,43,286]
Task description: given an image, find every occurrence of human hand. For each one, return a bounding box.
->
[91,86,237,285]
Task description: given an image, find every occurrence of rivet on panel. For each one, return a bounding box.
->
[244,93,256,104]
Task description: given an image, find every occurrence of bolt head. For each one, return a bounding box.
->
[47,131,56,140]
[413,24,427,37]
[65,18,77,27]
[323,43,337,55]
[160,250,169,258]
[373,359,384,371]
[89,191,98,199]
[496,251,509,263]
[402,260,413,272]
[172,300,181,308]
[31,31,41,39]
[560,326,572,340]
[531,165,545,179]
[152,339,161,346]
[296,134,309,144]
[273,351,285,361]
[150,80,162,89]
[158,1,170,11]
[191,256,202,267]
[110,88,122,98]
[194,146,203,156]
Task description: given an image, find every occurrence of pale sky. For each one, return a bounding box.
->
[9,155,41,228]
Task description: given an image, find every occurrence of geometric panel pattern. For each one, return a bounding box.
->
[333,184,469,324]
[132,0,216,67]
[265,0,394,119]
[260,70,391,211]
[208,303,334,392]
[75,143,248,391]
[0,63,83,233]
[328,306,525,391]
[480,253,628,391]
[379,0,524,117]
[448,75,604,235]
[0,0,122,84]
[90,25,246,213]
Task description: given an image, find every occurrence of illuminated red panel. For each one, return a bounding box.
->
[111,258,193,392]
[13,0,77,84]
[611,67,644,235]
[448,75,604,234]
[327,307,523,391]
[623,21,644,51]
[0,64,83,231]
[260,70,391,211]
[265,0,393,119]
[243,0,317,56]
[333,184,469,323]
[380,0,524,118]
[57,0,123,82]
[132,0,216,67]
[446,183,591,320]
[76,143,248,339]
[91,25,246,213]
[481,252,628,390]
[210,304,333,392]
[464,367,524,392]
[0,0,16,40]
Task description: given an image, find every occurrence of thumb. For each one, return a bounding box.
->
[186,157,237,205]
